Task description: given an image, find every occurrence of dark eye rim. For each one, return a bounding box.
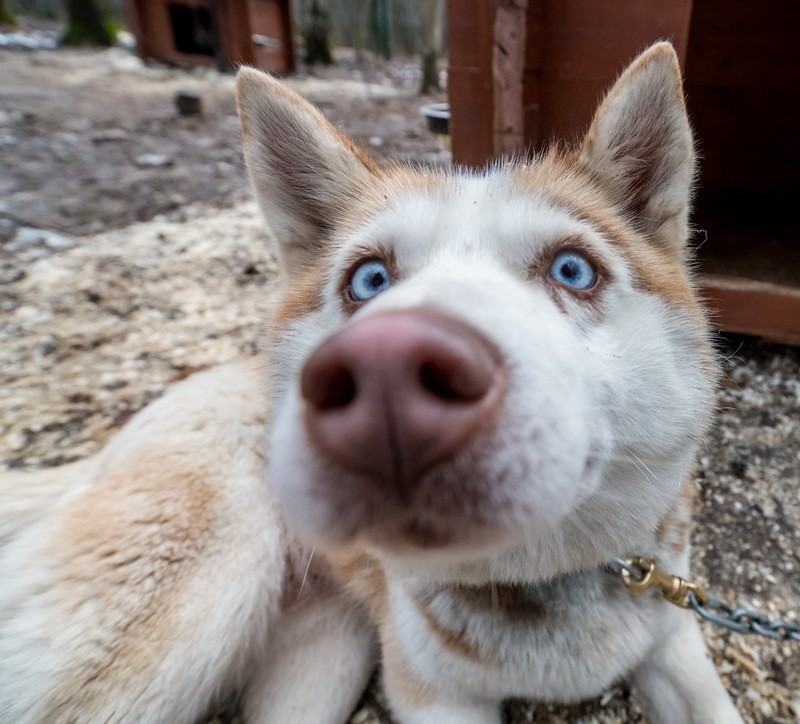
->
[544,245,604,295]
[341,254,396,305]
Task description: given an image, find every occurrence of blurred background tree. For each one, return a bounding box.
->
[11,0,447,83]
[304,0,333,65]
[62,0,116,45]
[0,0,17,26]
[419,0,443,93]
[293,0,444,72]
[8,0,123,41]
[375,0,391,59]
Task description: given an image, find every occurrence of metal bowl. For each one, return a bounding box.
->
[420,103,450,135]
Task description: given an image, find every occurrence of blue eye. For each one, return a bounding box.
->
[548,251,597,290]
[349,259,391,301]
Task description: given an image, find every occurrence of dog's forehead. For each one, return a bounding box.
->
[356,171,599,262]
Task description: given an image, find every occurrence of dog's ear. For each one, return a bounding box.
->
[579,42,694,259]
[236,68,375,274]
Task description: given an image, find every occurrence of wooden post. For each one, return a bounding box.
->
[446,0,495,167]
[493,0,528,156]
[447,0,530,163]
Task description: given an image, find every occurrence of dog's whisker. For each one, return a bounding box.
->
[297,548,316,600]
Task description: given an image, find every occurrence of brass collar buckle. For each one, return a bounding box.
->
[617,556,709,608]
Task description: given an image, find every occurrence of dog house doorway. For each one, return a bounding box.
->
[167,2,216,58]
[124,0,295,73]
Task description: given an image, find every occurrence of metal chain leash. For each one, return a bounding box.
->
[688,592,800,642]
[610,557,800,642]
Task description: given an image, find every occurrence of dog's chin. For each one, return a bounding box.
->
[270,418,587,569]
[309,508,539,572]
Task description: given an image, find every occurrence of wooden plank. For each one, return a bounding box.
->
[522,0,692,152]
[447,0,495,167]
[450,0,694,161]
[215,0,253,67]
[700,275,800,345]
[123,0,147,57]
[245,0,296,74]
[522,1,543,149]
[493,0,528,156]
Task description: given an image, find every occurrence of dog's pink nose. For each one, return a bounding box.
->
[301,309,504,490]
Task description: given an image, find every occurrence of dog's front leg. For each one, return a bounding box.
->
[244,594,376,724]
[631,611,743,723]
[384,697,502,724]
[380,647,501,724]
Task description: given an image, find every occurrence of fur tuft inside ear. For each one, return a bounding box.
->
[579,42,695,259]
[236,67,376,274]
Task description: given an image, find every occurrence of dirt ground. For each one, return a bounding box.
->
[1,32,798,724]
[0,34,445,241]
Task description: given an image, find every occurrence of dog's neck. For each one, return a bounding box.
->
[403,562,621,625]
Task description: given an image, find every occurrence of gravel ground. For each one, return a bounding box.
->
[0,38,798,724]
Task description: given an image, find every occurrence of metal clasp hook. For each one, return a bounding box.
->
[618,557,709,609]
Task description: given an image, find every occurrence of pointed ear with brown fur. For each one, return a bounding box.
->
[579,42,695,259]
[236,68,376,274]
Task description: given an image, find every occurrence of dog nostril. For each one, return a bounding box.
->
[419,358,487,402]
[303,364,357,410]
[419,360,463,401]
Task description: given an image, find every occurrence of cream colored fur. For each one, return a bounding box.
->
[0,44,741,723]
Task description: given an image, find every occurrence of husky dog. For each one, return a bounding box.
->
[0,43,741,723]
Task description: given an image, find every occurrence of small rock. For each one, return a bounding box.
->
[12,226,74,250]
[349,710,374,724]
[42,232,75,249]
[64,118,92,133]
[92,128,129,143]
[116,30,136,51]
[757,699,773,717]
[599,689,619,706]
[39,336,58,356]
[0,263,24,284]
[0,217,16,240]
[135,153,173,168]
[175,91,202,117]
[8,428,31,452]
[51,145,73,163]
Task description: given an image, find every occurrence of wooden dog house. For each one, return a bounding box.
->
[447,0,800,344]
[124,0,295,73]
